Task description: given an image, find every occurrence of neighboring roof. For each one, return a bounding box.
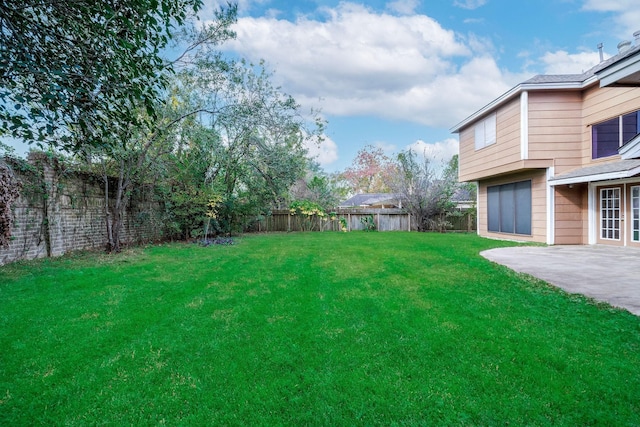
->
[452,185,474,202]
[450,42,640,133]
[549,159,640,186]
[338,193,400,208]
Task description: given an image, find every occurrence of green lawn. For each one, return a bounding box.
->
[1,232,639,425]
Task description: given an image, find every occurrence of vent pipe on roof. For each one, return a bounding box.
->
[618,40,632,54]
[597,43,604,62]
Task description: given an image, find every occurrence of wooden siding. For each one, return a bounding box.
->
[554,184,586,244]
[477,170,548,243]
[459,97,521,182]
[527,91,583,175]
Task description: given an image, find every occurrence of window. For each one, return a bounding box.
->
[632,186,640,242]
[487,180,532,235]
[475,113,496,150]
[592,110,640,159]
[600,188,620,240]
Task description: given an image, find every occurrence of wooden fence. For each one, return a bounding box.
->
[248,209,476,233]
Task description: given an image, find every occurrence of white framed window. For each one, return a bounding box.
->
[600,188,621,240]
[474,113,496,150]
[632,186,640,242]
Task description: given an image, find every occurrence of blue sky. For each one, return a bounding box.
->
[6,0,640,174]
[204,0,640,172]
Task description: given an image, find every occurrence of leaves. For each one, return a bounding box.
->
[0,0,222,152]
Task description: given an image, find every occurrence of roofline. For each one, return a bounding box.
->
[450,75,598,133]
[598,47,640,87]
[549,164,640,186]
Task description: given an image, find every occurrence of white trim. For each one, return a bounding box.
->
[549,165,640,186]
[632,185,640,242]
[588,183,596,244]
[624,183,628,246]
[546,166,555,245]
[620,133,640,159]
[450,77,598,133]
[520,91,529,160]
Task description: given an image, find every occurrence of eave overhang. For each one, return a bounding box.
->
[597,48,640,87]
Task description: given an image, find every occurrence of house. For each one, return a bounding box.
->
[452,35,640,247]
[338,193,402,209]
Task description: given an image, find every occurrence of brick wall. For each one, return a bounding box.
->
[1,154,164,265]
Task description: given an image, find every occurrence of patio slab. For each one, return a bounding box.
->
[481,245,640,316]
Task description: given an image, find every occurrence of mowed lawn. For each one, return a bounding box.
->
[1,233,639,425]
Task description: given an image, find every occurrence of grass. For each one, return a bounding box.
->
[1,232,639,425]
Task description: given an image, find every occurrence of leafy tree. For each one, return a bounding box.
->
[390,150,458,232]
[0,0,236,152]
[176,58,321,234]
[340,145,396,194]
[289,161,345,211]
[72,5,238,252]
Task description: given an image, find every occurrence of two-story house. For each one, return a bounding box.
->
[452,38,640,247]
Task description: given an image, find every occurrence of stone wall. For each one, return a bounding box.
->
[0,153,164,265]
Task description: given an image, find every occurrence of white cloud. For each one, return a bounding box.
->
[453,0,487,10]
[386,0,419,15]
[305,134,339,167]
[539,50,602,74]
[220,2,513,127]
[406,138,459,162]
[581,0,640,40]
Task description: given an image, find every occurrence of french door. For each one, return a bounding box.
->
[598,187,622,245]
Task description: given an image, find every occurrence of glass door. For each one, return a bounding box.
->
[632,186,640,242]
[600,187,621,240]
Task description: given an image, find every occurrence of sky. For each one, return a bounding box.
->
[6,0,640,174]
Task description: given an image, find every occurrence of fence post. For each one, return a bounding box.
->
[408,213,411,232]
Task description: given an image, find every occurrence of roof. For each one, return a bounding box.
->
[339,193,400,208]
[450,42,640,133]
[549,159,640,186]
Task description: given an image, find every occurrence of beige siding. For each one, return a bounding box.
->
[477,170,548,243]
[459,97,521,182]
[527,91,583,175]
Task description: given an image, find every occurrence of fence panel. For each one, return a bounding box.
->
[250,209,475,233]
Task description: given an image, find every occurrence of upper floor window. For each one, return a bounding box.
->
[474,113,496,150]
[592,109,640,159]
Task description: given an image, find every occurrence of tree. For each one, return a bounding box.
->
[289,161,345,211]
[390,150,458,232]
[0,0,236,152]
[340,145,396,194]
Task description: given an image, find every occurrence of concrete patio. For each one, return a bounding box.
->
[481,245,640,315]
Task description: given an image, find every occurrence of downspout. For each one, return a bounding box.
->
[546,166,555,245]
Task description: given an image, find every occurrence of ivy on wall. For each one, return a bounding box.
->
[0,159,22,248]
